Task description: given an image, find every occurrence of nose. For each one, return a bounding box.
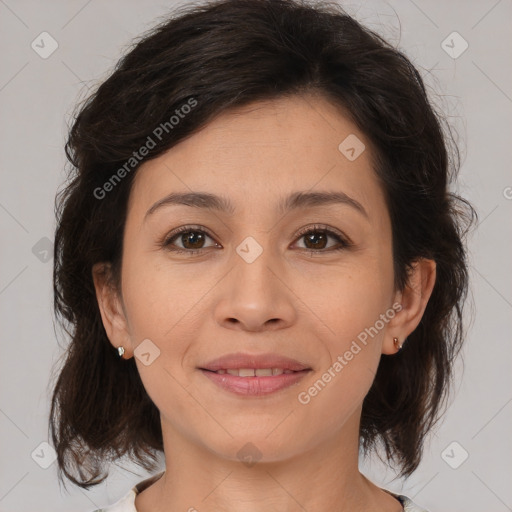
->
[213,240,297,332]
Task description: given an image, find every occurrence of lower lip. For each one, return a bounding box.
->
[200,369,310,396]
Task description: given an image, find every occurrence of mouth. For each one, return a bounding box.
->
[198,352,312,396]
[202,368,300,376]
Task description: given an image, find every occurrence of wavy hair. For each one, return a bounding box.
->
[48,0,475,489]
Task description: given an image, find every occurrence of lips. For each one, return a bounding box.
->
[212,368,296,376]
[198,352,312,396]
[199,352,311,373]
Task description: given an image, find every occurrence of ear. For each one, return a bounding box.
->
[382,258,436,355]
[92,262,133,359]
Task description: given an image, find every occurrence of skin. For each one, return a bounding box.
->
[93,93,436,512]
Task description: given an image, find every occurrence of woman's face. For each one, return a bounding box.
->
[100,94,406,463]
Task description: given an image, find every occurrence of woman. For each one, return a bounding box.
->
[49,0,474,510]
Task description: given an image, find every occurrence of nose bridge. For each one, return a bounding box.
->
[232,232,279,301]
[214,231,295,331]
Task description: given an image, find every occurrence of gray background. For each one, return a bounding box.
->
[0,0,511,511]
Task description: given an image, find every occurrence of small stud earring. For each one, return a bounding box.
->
[393,337,402,352]
[117,346,125,358]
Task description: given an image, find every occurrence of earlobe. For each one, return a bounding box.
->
[383,258,437,355]
[91,262,133,358]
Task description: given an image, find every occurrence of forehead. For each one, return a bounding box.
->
[128,94,386,221]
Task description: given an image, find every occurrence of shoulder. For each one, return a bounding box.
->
[400,495,430,512]
[389,492,430,512]
[88,488,137,512]
[88,471,165,512]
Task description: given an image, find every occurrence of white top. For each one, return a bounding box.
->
[91,472,430,512]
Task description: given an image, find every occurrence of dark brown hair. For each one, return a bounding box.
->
[49,0,475,490]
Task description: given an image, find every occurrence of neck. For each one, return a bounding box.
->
[135,407,402,512]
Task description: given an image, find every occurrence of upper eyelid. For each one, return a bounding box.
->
[163,225,216,243]
[295,224,348,240]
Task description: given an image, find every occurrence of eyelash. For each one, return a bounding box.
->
[160,224,352,256]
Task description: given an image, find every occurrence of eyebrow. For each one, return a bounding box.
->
[144,190,368,221]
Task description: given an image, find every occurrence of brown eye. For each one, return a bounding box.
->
[294,225,351,253]
[162,226,219,254]
[175,231,206,250]
[302,231,329,250]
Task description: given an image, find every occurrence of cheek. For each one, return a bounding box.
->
[293,350,377,452]
[120,254,204,424]
[294,268,392,436]
[120,248,205,340]
[120,251,213,395]
[301,258,394,345]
